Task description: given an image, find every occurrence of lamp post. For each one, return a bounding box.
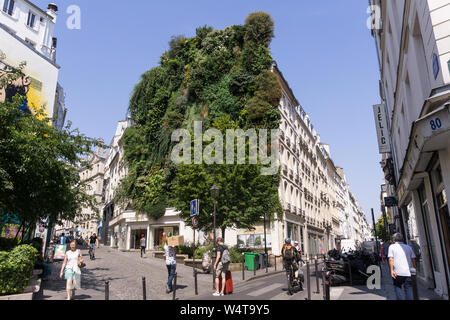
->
[211,184,219,289]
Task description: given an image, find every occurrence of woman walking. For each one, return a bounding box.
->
[59,240,83,300]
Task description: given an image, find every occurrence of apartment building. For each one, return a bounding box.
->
[0,1,66,127]
[370,0,450,298]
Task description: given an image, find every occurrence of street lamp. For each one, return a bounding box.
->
[211,184,219,289]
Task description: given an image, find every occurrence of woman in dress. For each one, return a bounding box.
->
[59,240,83,300]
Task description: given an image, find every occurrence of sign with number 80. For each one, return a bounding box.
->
[430,118,442,131]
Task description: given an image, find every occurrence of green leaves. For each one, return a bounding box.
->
[0,97,100,230]
[121,12,282,236]
[0,245,38,295]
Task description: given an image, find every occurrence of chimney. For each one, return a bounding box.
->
[46,3,58,22]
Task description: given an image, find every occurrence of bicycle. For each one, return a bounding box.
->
[88,245,95,260]
[285,260,303,295]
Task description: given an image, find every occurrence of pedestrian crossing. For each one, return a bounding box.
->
[247,283,284,297]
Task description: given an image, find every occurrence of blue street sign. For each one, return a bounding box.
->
[190,199,199,216]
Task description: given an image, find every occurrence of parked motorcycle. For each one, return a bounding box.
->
[324,249,373,286]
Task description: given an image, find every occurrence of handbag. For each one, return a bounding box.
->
[78,253,86,268]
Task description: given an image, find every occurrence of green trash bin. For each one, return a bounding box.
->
[244,252,260,271]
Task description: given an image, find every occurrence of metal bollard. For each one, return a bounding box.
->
[266,254,268,274]
[348,261,353,286]
[412,274,419,300]
[306,261,311,300]
[242,254,245,280]
[314,259,320,294]
[172,273,178,300]
[274,255,277,271]
[105,281,109,300]
[323,269,330,300]
[194,269,198,296]
[254,255,257,277]
[142,277,147,300]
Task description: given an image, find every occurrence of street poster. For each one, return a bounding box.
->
[53,244,67,260]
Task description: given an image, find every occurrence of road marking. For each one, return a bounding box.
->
[330,288,344,300]
[270,291,291,300]
[247,283,283,296]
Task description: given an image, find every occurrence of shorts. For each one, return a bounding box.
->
[215,262,229,278]
[90,243,96,249]
[64,268,81,281]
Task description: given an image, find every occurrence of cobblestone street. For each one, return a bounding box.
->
[35,246,282,300]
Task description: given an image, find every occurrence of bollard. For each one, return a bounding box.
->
[266,254,268,274]
[348,261,353,286]
[194,269,198,296]
[105,281,109,300]
[322,268,326,300]
[242,254,245,280]
[412,274,419,300]
[142,277,146,300]
[323,270,330,300]
[274,255,277,271]
[254,255,257,277]
[172,273,178,300]
[306,261,311,300]
[314,259,320,294]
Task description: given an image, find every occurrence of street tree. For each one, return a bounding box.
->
[0,67,102,238]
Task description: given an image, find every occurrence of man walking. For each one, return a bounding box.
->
[164,238,177,293]
[213,237,230,297]
[140,234,146,258]
[388,233,417,300]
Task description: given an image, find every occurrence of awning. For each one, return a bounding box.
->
[398,103,450,204]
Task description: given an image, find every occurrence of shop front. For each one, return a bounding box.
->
[397,101,450,299]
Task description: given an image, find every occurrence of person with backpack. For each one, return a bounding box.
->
[213,237,231,297]
[282,238,299,274]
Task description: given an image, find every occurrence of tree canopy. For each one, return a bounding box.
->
[118,12,283,239]
[0,70,102,234]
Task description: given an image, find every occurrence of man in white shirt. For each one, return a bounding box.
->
[388,233,417,300]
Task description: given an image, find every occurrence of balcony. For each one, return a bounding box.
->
[292,205,297,215]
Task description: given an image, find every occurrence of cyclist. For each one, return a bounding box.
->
[282,238,300,281]
[89,233,98,260]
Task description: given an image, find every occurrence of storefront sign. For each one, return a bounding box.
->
[373,104,391,153]
[384,197,398,207]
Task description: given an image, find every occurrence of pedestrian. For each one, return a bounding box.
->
[388,233,417,300]
[89,233,98,259]
[140,234,146,258]
[164,237,177,293]
[59,240,83,300]
[60,233,67,245]
[213,237,230,297]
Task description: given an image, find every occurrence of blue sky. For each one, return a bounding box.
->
[33,0,384,222]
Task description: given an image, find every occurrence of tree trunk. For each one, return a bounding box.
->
[14,222,24,241]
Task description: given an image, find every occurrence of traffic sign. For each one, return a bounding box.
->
[190,199,199,216]
[192,216,199,229]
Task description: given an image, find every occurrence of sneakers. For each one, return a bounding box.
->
[166,285,172,294]
[212,292,224,297]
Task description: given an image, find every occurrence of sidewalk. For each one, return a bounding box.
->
[326,264,442,300]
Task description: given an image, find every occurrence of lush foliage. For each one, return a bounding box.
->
[0,244,38,296]
[0,237,43,253]
[0,79,102,235]
[118,12,282,238]
[375,215,390,242]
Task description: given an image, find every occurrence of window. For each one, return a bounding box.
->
[3,0,14,16]
[27,11,36,28]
